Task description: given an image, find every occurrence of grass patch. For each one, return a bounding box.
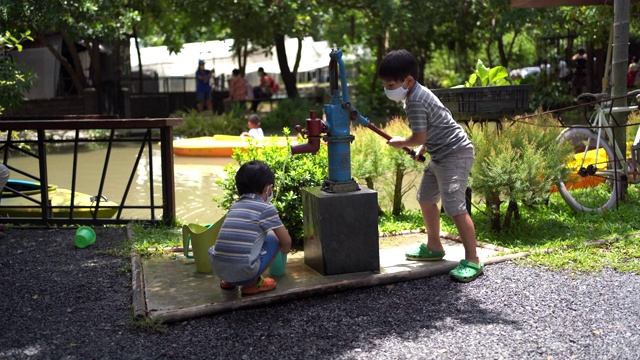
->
[104,222,182,259]
[129,222,182,257]
[378,210,425,235]
[124,310,167,333]
[401,185,640,274]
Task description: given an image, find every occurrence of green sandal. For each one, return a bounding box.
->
[405,243,445,261]
[450,259,484,282]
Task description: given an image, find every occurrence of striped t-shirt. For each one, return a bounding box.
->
[405,83,472,160]
[209,193,283,282]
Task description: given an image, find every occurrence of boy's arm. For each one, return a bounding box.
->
[387,131,426,149]
[272,226,292,254]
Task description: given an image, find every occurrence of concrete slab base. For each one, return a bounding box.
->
[136,233,502,323]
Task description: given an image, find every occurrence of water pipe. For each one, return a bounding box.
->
[291,110,325,156]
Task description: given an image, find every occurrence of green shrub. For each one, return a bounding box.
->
[171,108,246,138]
[0,31,35,114]
[351,117,425,215]
[378,118,425,215]
[214,128,328,248]
[470,113,574,231]
[260,99,323,134]
[522,76,574,111]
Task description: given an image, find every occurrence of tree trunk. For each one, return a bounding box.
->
[612,0,631,200]
[38,33,84,95]
[61,32,87,92]
[274,33,298,99]
[502,200,519,231]
[292,37,302,75]
[133,26,143,93]
[391,165,405,216]
[488,192,502,232]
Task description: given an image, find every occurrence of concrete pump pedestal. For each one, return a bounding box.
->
[302,186,380,275]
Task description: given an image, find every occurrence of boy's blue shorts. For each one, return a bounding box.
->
[233,234,279,286]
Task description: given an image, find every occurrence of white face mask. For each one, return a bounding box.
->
[265,185,274,203]
[384,80,408,102]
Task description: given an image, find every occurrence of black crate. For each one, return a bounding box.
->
[431,85,531,121]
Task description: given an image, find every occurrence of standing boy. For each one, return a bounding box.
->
[209,161,292,294]
[379,49,483,282]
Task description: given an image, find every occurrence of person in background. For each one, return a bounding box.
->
[209,160,292,295]
[250,67,276,112]
[557,56,570,82]
[195,59,213,112]
[229,68,248,101]
[380,49,483,283]
[628,56,639,88]
[240,114,265,140]
[571,48,588,97]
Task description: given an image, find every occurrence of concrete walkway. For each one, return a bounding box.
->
[134,233,506,323]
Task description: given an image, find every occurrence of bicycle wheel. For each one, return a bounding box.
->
[557,127,619,212]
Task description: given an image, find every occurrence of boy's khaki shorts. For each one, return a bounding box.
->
[417,148,474,217]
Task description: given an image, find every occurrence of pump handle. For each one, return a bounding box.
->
[366,124,426,163]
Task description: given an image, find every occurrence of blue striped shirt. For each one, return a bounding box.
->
[209,193,283,282]
[405,83,472,160]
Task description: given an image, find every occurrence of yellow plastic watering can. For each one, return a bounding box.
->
[182,216,225,273]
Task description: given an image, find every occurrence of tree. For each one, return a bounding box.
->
[0,30,34,114]
[1,0,139,97]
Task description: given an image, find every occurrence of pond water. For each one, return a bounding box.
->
[3,142,424,225]
[4,144,234,225]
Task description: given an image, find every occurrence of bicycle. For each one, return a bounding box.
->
[556,90,640,212]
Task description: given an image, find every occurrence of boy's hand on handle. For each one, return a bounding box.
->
[387,137,426,162]
[411,145,426,162]
[387,136,406,149]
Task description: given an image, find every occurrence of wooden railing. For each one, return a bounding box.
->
[0,116,183,226]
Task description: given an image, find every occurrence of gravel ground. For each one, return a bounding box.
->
[1,226,640,360]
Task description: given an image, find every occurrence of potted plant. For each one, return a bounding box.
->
[432,59,531,121]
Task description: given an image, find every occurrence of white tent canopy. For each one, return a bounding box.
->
[130,36,333,78]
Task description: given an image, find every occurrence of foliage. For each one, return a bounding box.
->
[260,98,323,134]
[351,117,424,216]
[627,112,640,148]
[351,122,387,191]
[171,108,246,138]
[380,118,425,215]
[470,112,574,231]
[462,59,512,87]
[104,222,183,259]
[1,0,142,93]
[378,210,425,235]
[0,30,35,114]
[348,56,403,122]
[214,129,328,248]
[437,183,640,274]
[523,75,574,111]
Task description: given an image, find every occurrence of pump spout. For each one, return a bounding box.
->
[291,135,322,155]
[290,110,326,156]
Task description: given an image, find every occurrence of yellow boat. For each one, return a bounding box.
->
[173,134,295,157]
[0,180,119,218]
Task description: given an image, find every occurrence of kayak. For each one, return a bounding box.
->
[173,135,295,157]
[0,179,119,218]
